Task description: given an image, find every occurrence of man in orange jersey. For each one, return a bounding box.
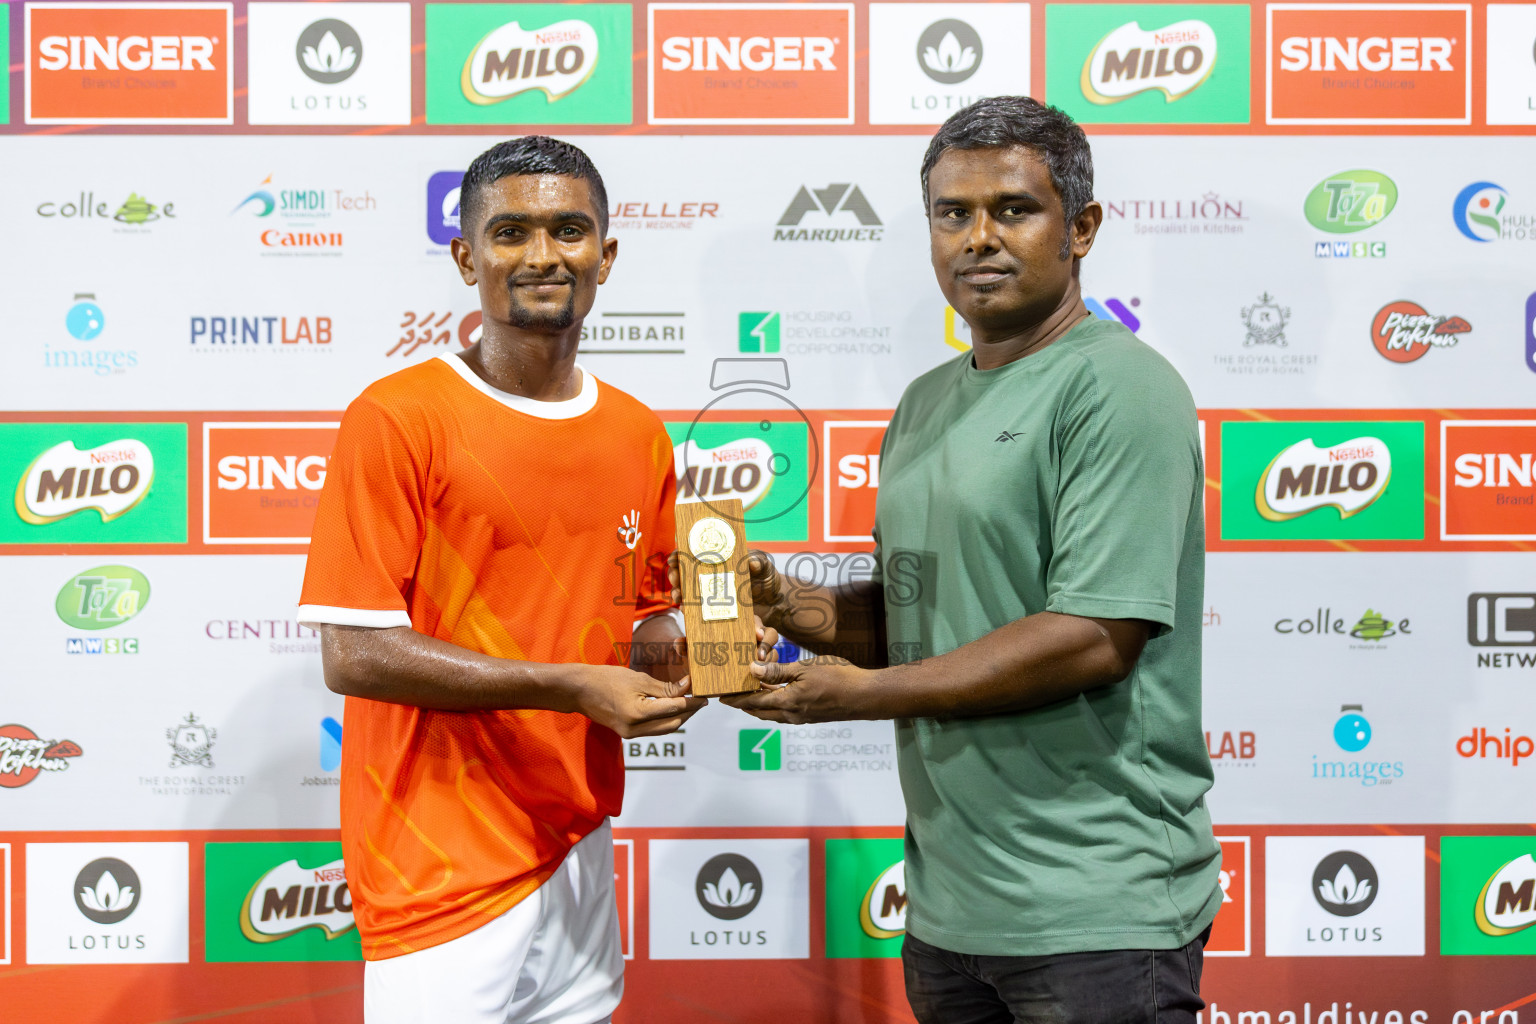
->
[299,137,769,1024]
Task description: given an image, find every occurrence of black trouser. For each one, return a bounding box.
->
[901,929,1209,1024]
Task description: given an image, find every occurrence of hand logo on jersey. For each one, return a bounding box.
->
[618,510,642,551]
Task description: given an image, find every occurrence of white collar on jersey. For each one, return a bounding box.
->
[437,352,599,420]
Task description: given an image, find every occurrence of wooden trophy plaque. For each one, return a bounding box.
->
[674,498,761,697]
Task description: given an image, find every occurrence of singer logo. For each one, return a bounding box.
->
[1441,421,1536,541]
[1206,837,1251,955]
[649,4,854,124]
[460,18,598,105]
[1267,4,1471,124]
[824,421,887,543]
[1081,19,1218,104]
[1257,436,1391,522]
[26,3,233,124]
[203,422,339,544]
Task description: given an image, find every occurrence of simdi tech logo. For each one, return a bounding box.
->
[1442,421,1536,542]
[25,2,233,124]
[650,4,855,124]
[1441,837,1536,954]
[424,4,631,125]
[204,843,361,962]
[1266,3,1471,124]
[1219,420,1424,541]
[1,423,187,545]
[1044,4,1250,124]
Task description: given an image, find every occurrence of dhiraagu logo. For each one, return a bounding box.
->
[1304,170,1398,234]
[739,728,781,770]
[425,4,632,125]
[1045,4,1250,124]
[1220,421,1424,541]
[825,838,907,957]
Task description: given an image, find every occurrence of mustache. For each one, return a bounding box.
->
[508,273,577,286]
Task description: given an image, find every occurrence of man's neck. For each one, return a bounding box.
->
[968,279,1091,372]
[460,320,583,401]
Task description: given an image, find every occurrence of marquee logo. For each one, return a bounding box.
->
[1080,19,1217,104]
[461,18,598,105]
[1267,3,1471,124]
[650,3,854,124]
[1370,301,1471,363]
[56,565,150,630]
[204,422,339,544]
[16,439,154,526]
[1303,170,1397,234]
[1442,421,1536,541]
[774,183,883,242]
[26,2,233,124]
[0,724,82,788]
[1476,855,1536,936]
[1256,436,1390,521]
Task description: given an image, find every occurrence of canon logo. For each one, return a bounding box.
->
[659,36,836,72]
[1277,36,1453,72]
[217,455,328,491]
[37,34,216,71]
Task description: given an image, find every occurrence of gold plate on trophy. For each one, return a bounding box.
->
[688,516,736,562]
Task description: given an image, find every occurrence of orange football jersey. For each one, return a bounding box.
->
[299,354,675,959]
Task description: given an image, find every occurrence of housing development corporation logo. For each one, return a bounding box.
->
[1370,301,1471,363]
[26,3,233,124]
[425,5,631,126]
[1045,3,1250,124]
[245,4,412,126]
[0,724,82,788]
[650,3,854,124]
[1442,837,1536,954]
[866,5,1031,126]
[1442,421,1536,541]
[205,843,360,962]
[1267,3,1471,124]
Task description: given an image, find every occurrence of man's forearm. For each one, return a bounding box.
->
[764,576,889,669]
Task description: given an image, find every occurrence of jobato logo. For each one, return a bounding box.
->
[1266,3,1471,124]
[774,184,883,242]
[866,4,1031,126]
[26,3,232,124]
[1370,302,1471,363]
[245,4,411,126]
[0,724,82,788]
[1442,422,1536,542]
[1080,18,1218,104]
[650,3,854,124]
[16,439,154,526]
[1266,835,1424,956]
[203,422,340,544]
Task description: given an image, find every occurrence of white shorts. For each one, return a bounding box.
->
[364,820,623,1024]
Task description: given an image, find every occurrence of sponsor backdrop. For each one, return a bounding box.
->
[0,0,1533,1021]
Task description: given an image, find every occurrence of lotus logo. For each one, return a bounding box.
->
[1452,181,1507,243]
[55,565,151,630]
[1256,437,1391,522]
[859,860,907,939]
[917,19,982,84]
[695,853,763,920]
[1304,170,1398,234]
[1476,853,1536,936]
[460,19,599,105]
[1081,20,1217,104]
[675,438,777,510]
[240,857,355,942]
[297,19,362,85]
[1312,851,1379,917]
[16,438,155,525]
[74,857,141,925]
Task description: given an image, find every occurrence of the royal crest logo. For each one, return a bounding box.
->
[239,857,355,941]
[1241,292,1290,347]
[167,714,216,770]
[0,724,82,788]
[1081,19,1218,103]
[1476,854,1536,936]
[1370,301,1471,363]
[1257,437,1391,521]
[460,18,598,105]
[15,439,154,525]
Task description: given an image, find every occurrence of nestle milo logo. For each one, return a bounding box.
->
[1304,170,1398,234]
[56,566,151,630]
[16,438,154,525]
[1257,436,1391,522]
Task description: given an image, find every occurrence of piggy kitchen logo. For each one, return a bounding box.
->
[26,3,233,124]
[0,724,82,788]
[15,439,154,526]
[1256,436,1390,522]
[460,17,599,105]
[204,422,338,544]
[240,857,355,942]
[1444,422,1536,542]
[58,565,149,656]
[1267,3,1471,124]
[650,3,854,124]
[1370,301,1471,363]
[1080,18,1218,104]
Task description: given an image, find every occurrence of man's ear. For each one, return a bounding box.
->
[1070,200,1104,260]
[596,235,618,285]
[450,236,477,286]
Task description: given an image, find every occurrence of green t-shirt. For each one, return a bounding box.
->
[873,315,1220,956]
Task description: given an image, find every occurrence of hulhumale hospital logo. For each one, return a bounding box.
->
[1451,182,1531,243]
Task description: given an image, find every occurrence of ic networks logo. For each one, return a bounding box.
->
[739,728,782,771]
[773,184,883,242]
[1313,704,1404,788]
[1084,296,1141,332]
[1452,182,1507,242]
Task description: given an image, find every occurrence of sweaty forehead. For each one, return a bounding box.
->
[477,173,599,220]
[928,145,1060,206]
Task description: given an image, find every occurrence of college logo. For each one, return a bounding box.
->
[1442,837,1536,954]
[1304,170,1397,234]
[425,4,631,125]
[26,3,232,123]
[649,839,809,959]
[1267,4,1470,124]
[16,439,154,525]
[824,420,885,543]
[650,3,853,124]
[205,843,360,962]
[35,191,179,232]
[774,184,883,242]
[668,420,811,542]
[1442,421,1536,541]
[203,422,339,544]
[1370,301,1471,363]
[246,4,411,126]
[1044,4,1249,124]
[1273,607,1411,645]
[1220,421,1423,541]
[0,725,82,788]
[867,4,1031,125]
[1267,835,1423,956]
[74,858,140,925]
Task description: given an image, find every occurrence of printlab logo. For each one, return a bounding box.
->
[739,728,782,770]
[1451,182,1530,243]
[1371,301,1471,363]
[1313,851,1378,916]
[297,19,361,84]
[696,854,764,920]
[774,184,883,241]
[918,20,982,83]
[74,858,141,925]
[167,714,216,770]
[0,725,83,789]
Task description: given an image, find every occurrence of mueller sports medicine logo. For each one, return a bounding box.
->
[1267,4,1471,124]
[1370,301,1471,363]
[775,184,882,242]
[649,3,854,124]
[16,439,154,525]
[1442,422,1536,541]
[203,422,339,544]
[0,725,82,788]
[1256,436,1390,521]
[460,18,598,104]
[1081,18,1218,104]
[240,857,355,942]
[26,3,233,124]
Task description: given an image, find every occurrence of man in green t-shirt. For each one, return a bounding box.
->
[720,97,1220,1022]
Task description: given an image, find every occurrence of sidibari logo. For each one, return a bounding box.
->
[461,18,598,105]
[1476,855,1536,936]
[240,857,355,942]
[1312,851,1379,917]
[1304,170,1397,234]
[675,439,777,510]
[859,860,906,939]
[1081,19,1217,104]
[1370,302,1471,363]
[56,565,150,630]
[695,854,763,921]
[16,439,154,525]
[0,724,83,788]
[1256,436,1390,521]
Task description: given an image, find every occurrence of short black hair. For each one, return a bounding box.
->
[459,135,609,238]
[920,97,1094,226]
